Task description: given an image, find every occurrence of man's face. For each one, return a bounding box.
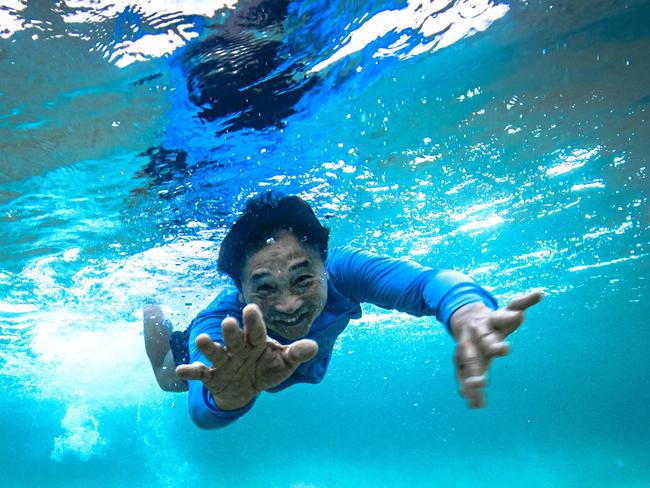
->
[240,231,328,340]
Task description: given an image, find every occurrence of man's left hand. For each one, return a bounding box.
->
[449,290,543,408]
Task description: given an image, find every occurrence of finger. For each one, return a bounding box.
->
[283,339,318,367]
[462,375,487,390]
[459,374,486,408]
[175,361,210,381]
[455,340,488,407]
[473,325,510,358]
[242,304,267,347]
[488,309,525,336]
[460,379,486,409]
[222,316,246,353]
[506,290,543,311]
[460,373,487,409]
[455,339,486,381]
[194,333,227,365]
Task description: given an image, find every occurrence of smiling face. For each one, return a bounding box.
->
[239,231,328,340]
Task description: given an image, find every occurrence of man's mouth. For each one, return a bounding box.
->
[273,311,309,328]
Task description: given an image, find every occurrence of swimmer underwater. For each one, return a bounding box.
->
[143,191,542,429]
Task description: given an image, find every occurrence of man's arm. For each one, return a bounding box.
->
[327,246,542,408]
[327,246,497,329]
[142,302,189,392]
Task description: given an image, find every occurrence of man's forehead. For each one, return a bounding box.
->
[244,234,320,278]
[249,257,312,280]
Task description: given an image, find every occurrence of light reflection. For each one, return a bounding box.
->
[108,25,200,67]
[456,214,505,232]
[0,0,26,40]
[514,249,554,262]
[450,196,512,221]
[0,0,237,65]
[571,181,605,191]
[583,221,633,240]
[0,302,38,315]
[309,0,509,73]
[61,0,236,23]
[568,253,648,272]
[546,147,601,177]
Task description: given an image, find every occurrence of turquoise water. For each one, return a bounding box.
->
[1,0,649,486]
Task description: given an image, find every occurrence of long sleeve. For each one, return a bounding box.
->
[186,288,253,429]
[326,246,497,332]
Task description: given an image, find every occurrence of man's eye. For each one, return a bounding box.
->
[295,275,313,285]
[257,284,274,295]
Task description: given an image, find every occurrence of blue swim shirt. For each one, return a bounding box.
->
[186,246,497,429]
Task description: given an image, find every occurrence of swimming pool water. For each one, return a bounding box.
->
[1,1,649,486]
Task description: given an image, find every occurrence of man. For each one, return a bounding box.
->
[144,191,542,429]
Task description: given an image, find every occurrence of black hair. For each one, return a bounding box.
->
[218,191,330,289]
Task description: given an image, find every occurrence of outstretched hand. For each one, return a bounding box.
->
[449,291,543,408]
[176,304,318,410]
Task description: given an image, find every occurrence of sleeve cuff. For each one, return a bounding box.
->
[437,284,498,333]
[203,386,257,420]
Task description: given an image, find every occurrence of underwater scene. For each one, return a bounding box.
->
[0,0,649,486]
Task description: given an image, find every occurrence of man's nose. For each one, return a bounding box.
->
[274,291,303,315]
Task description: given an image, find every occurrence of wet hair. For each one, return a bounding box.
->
[218,191,330,289]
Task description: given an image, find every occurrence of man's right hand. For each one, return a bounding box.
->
[175,304,318,410]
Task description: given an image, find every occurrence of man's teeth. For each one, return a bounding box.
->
[279,314,303,325]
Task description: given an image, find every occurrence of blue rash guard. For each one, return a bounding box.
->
[183,246,497,429]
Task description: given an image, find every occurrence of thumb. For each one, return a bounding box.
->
[285,339,318,367]
[175,362,208,381]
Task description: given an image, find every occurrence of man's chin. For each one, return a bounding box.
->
[282,326,309,341]
[271,322,312,340]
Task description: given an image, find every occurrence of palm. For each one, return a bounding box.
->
[176,304,318,410]
[213,340,304,397]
